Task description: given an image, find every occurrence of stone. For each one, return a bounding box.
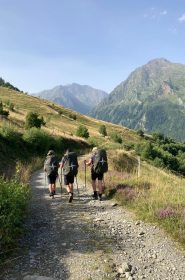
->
[121,262,132,272]
[111,203,118,207]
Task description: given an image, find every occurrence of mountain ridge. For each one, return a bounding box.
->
[33,83,108,115]
[91,58,185,141]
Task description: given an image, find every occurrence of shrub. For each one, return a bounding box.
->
[153,157,165,168]
[110,132,122,143]
[123,143,134,151]
[69,113,77,120]
[23,128,51,154]
[0,101,9,117]
[0,122,21,145]
[99,125,107,137]
[112,152,138,173]
[116,185,137,203]
[76,125,89,138]
[25,112,46,129]
[5,100,15,111]
[136,129,144,137]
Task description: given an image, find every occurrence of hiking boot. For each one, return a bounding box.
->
[68,193,73,203]
[99,193,102,201]
[49,192,53,197]
[53,190,56,195]
[92,191,98,200]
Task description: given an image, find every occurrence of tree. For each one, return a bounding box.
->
[99,125,107,137]
[76,125,89,138]
[25,112,46,129]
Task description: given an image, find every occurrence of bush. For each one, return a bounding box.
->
[0,122,21,146]
[5,100,15,111]
[25,112,46,129]
[23,128,51,154]
[0,101,9,117]
[153,157,165,168]
[110,132,122,143]
[136,129,144,137]
[69,113,77,120]
[112,152,138,173]
[76,125,89,138]
[99,125,107,137]
[123,143,134,151]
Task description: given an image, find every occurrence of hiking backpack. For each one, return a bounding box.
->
[63,152,78,176]
[44,155,59,176]
[93,149,108,174]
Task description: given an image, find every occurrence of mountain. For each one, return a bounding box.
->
[91,58,185,141]
[33,83,108,115]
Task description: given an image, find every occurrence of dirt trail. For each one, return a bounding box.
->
[2,170,185,280]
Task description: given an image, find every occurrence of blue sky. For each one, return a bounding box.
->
[0,0,185,93]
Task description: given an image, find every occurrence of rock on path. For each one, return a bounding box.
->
[1,170,185,280]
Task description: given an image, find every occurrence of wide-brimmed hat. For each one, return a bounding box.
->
[47,150,55,156]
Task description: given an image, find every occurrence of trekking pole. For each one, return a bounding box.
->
[59,168,63,195]
[84,162,87,191]
[44,171,47,194]
[75,176,80,196]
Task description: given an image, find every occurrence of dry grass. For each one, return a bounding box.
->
[0,86,139,146]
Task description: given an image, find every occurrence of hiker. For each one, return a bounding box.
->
[44,150,60,197]
[84,147,108,201]
[60,149,78,203]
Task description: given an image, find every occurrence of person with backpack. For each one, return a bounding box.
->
[44,150,60,197]
[84,147,108,201]
[60,149,79,203]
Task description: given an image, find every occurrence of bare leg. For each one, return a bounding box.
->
[92,180,96,191]
[98,180,103,194]
[98,180,103,200]
[68,183,73,193]
[49,184,52,193]
[66,184,70,193]
[92,180,98,199]
[67,183,74,203]
[51,183,55,193]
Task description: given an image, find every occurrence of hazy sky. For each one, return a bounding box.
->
[0,0,185,93]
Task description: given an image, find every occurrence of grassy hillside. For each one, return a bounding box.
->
[2,85,185,253]
[0,86,139,153]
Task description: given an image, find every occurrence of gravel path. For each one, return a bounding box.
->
[1,170,185,280]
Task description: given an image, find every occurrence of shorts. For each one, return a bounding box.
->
[91,169,103,181]
[64,175,75,185]
[47,174,57,184]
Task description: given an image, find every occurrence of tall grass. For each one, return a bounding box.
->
[0,177,30,257]
[106,153,185,247]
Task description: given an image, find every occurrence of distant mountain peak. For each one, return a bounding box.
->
[91,58,185,141]
[147,58,171,65]
[34,83,108,115]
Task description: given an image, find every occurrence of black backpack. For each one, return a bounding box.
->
[93,149,108,174]
[44,155,59,176]
[63,152,78,176]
